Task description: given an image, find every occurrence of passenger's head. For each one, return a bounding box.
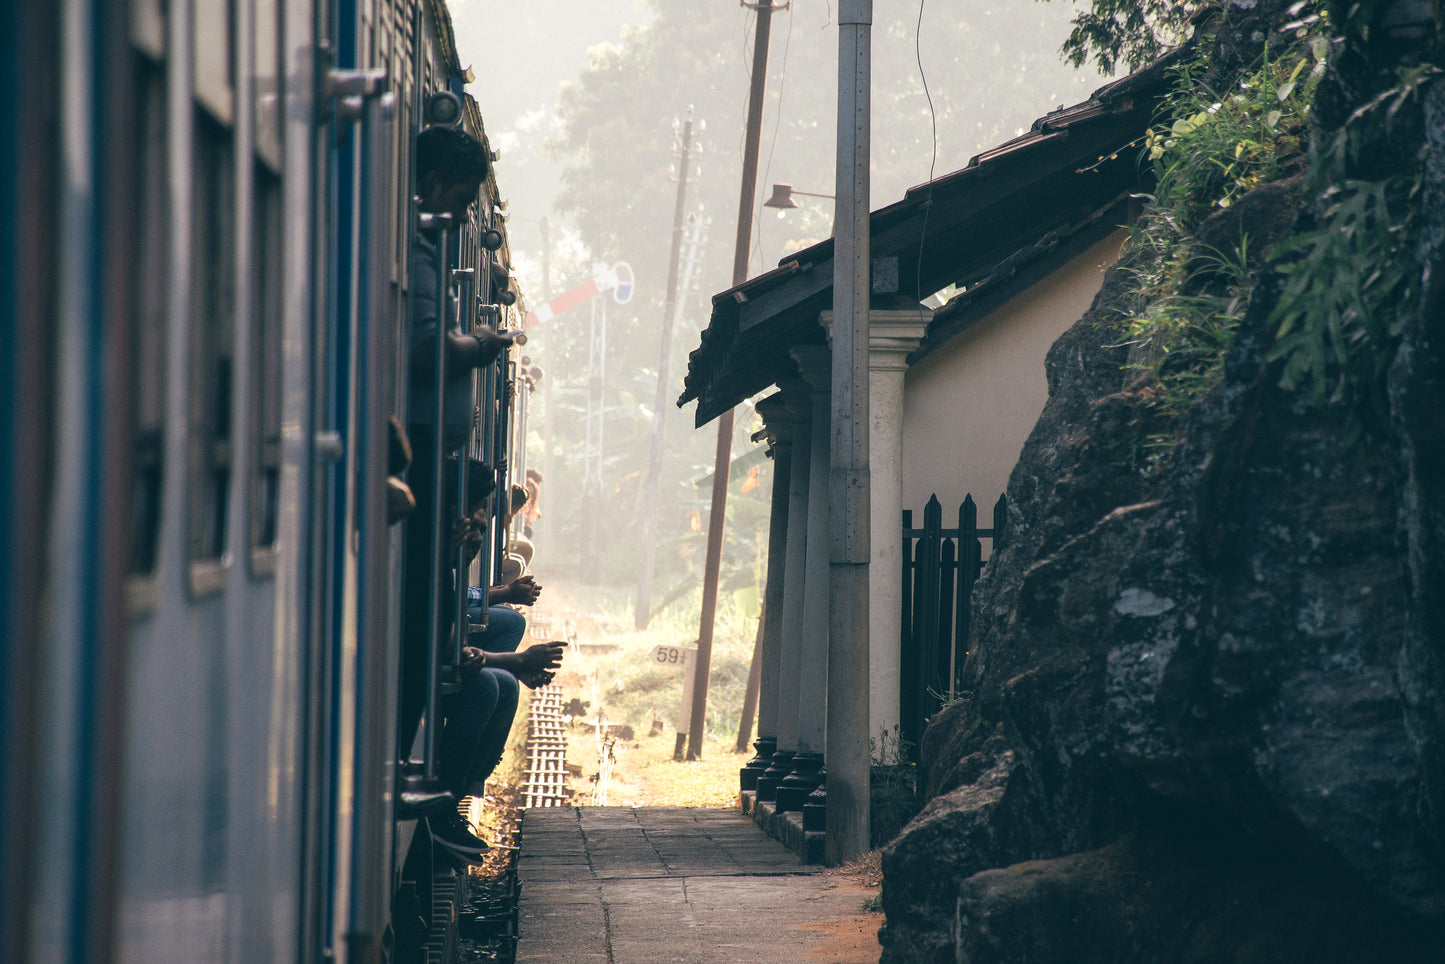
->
[416,125,490,220]
[466,459,495,515]
[506,483,529,525]
[523,469,542,523]
[446,457,495,515]
[460,461,495,558]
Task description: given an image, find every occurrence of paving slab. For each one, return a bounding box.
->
[515,806,879,964]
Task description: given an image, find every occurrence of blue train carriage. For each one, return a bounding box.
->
[0,0,520,961]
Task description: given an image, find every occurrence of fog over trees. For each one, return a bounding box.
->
[451,1,1116,617]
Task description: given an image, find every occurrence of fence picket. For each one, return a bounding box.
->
[900,509,919,749]
[899,491,1007,753]
[917,496,942,748]
[957,497,981,700]
[938,538,957,702]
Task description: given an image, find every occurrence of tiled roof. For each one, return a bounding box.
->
[677,49,1185,428]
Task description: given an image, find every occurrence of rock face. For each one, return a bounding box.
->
[879,9,1445,962]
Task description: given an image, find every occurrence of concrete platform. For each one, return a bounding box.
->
[515,806,879,963]
[740,790,826,864]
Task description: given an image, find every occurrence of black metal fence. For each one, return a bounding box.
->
[900,493,1007,753]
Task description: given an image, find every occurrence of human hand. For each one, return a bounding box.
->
[518,641,565,674]
[517,668,555,689]
[460,646,486,673]
[471,326,510,365]
[504,574,542,606]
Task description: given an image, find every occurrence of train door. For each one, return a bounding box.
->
[304,0,407,959]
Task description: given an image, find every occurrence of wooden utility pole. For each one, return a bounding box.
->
[636,110,696,629]
[687,0,777,760]
[735,600,766,750]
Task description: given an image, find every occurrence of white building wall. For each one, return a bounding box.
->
[901,230,1126,523]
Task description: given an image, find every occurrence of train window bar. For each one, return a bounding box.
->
[422,213,453,783]
[452,265,478,672]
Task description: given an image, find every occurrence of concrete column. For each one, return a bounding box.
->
[827,0,874,864]
[741,391,794,792]
[864,309,928,760]
[757,380,811,802]
[776,345,831,812]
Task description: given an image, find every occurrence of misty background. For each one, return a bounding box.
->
[449,0,1115,627]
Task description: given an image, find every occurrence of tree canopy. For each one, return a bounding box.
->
[528,0,1116,606]
[1043,0,1200,74]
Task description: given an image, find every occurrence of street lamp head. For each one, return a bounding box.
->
[763,183,800,209]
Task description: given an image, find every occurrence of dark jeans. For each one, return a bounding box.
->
[440,667,521,793]
[465,602,527,654]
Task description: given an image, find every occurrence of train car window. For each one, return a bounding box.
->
[370,5,386,74]
[129,56,168,588]
[194,0,234,124]
[187,110,237,595]
[250,164,283,568]
[254,0,282,171]
[361,17,376,81]
[130,0,165,60]
[396,95,412,287]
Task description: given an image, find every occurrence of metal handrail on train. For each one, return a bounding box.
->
[476,350,497,624]
[494,351,513,576]
[511,362,529,548]
[420,211,453,783]
[451,266,476,672]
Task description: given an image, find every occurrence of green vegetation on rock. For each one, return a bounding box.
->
[1118,9,1326,467]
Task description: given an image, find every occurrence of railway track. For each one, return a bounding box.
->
[521,683,570,808]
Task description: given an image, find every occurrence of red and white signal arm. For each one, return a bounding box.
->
[611,261,634,305]
[524,260,636,327]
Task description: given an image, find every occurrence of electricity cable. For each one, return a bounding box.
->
[754,0,795,274]
[737,4,754,165]
[915,0,938,324]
